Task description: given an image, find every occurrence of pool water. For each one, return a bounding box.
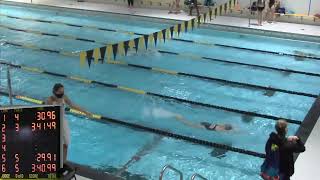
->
[0,2,319,180]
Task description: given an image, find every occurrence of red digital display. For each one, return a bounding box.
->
[0,106,61,179]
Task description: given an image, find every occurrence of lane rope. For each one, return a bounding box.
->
[0,60,302,125]
[3,30,320,78]
[0,90,266,158]
[1,12,319,60]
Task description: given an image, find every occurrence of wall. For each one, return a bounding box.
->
[84,0,319,15]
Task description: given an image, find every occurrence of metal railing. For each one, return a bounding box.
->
[7,67,13,105]
[191,173,207,180]
[159,165,183,180]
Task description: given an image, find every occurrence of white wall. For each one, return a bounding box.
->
[84,0,319,15]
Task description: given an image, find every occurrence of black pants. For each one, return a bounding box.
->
[128,0,133,6]
[189,0,200,16]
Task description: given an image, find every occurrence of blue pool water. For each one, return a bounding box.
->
[1,2,319,179]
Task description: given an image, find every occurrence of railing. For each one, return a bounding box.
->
[191,173,207,180]
[159,165,183,180]
[6,67,13,105]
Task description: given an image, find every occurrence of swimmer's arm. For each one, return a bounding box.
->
[64,96,91,116]
[175,115,204,129]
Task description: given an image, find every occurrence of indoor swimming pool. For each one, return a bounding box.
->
[0,2,320,179]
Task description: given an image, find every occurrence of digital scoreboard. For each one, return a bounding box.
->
[0,105,62,179]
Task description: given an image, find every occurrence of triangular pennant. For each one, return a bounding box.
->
[224,3,227,14]
[148,35,154,47]
[162,29,166,42]
[157,31,163,43]
[123,41,129,56]
[173,25,179,37]
[209,8,213,20]
[86,50,93,67]
[112,44,118,60]
[118,42,125,56]
[134,38,140,52]
[93,48,101,64]
[99,46,106,63]
[153,32,158,46]
[191,18,195,29]
[203,13,207,23]
[129,39,135,49]
[215,8,218,18]
[143,35,149,50]
[177,24,181,36]
[219,5,223,15]
[166,28,171,39]
[181,22,186,33]
[138,37,145,50]
[169,26,174,38]
[80,51,86,67]
[184,21,188,32]
[187,20,192,31]
[107,45,112,63]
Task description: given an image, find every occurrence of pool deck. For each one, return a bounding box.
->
[293,118,320,180]
[3,0,320,180]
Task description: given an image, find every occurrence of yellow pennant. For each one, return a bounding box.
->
[129,39,135,50]
[118,42,125,56]
[106,45,112,63]
[139,37,145,50]
[166,28,171,39]
[80,51,86,67]
[158,30,163,43]
[149,34,154,47]
[181,22,185,33]
[174,25,178,37]
[93,48,101,64]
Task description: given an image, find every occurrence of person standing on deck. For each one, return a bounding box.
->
[46,83,93,165]
[169,0,181,14]
[189,0,200,16]
[257,0,266,26]
[128,0,134,9]
[261,120,305,180]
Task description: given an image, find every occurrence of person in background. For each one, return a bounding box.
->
[128,0,134,9]
[46,83,92,165]
[175,115,233,131]
[189,0,200,17]
[256,0,265,26]
[265,0,278,23]
[169,0,181,14]
[261,120,305,180]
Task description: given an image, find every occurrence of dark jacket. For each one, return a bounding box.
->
[279,136,305,176]
[264,132,284,173]
[265,132,305,177]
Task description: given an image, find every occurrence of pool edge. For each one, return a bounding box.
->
[294,94,320,162]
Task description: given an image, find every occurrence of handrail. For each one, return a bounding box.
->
[159,165,183,180]
[7,67,13,105]
[191,173,207,180]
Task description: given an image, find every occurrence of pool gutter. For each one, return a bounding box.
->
[294,94,320,162]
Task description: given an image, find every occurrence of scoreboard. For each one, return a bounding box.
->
[0,105,62,179]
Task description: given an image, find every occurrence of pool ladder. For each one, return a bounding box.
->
[159,164,207,180]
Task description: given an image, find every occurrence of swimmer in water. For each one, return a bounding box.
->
[175,115,233,131]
